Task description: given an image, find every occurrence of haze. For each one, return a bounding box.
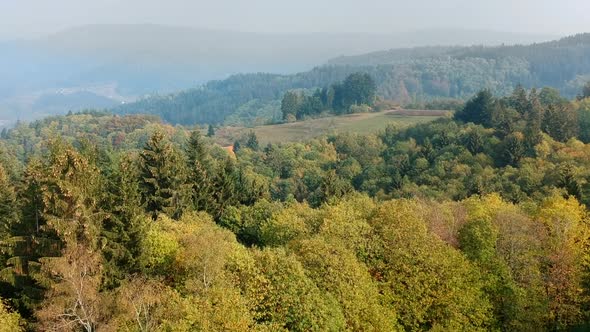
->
[1,0,589,40]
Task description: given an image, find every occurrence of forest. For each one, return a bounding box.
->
[115,34,590,126]
[280,73,377,121]
[1,82,590,330]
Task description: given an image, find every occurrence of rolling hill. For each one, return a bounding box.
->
[0,24,555,124]
[114,33,590,126]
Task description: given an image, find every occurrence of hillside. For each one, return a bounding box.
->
[115,34,590,126]
[0,25,555,124]
[4,89,590,330]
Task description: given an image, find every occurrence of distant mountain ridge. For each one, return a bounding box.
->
[328,33,590,66]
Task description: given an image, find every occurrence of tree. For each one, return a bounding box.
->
[368,199,493,330]
[211,157,239,218]
[138,131,189,219]
[579,81,590,100]
[117,276,175,332]
[542,103,578,142]
[0,298,23,331]
[539,87,567,106]
[0,164,17,240]
[334,73,376,114]
[454,90,496,127]
[245,131,260,151]
[501,132,525,166]
[292,237,398,330]
[458,216,523,330]
[235,248,346,331]
[101,155,146,288]
[536,195,589,329]
[206,124,215,137]
[185,130,215,212]
[557,163,583,202]
[575,97,590,143]
[281,91,302,122]
[37,244,113,332]
[509,85,531,116]
[523,91,544,155]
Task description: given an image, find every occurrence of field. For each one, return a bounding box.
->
[214,110,448,146]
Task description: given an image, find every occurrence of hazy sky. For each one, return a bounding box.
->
[1,0,589,39]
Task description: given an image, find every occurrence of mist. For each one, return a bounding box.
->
[1,0,589,40]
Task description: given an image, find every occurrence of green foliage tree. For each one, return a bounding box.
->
[281,91,302,121]
[368,200,493,331]
[245,131,260,151]
[0,298,23,331]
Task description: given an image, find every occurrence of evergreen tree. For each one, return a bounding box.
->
[101,155,146,288]
[455,89,496,127]
[501,132,525,166]
[139,131,189,219]
[509,85,531,116]
[185,130,215,212]
[212,157,238,218]
[542,103,579,142]
[245,131,260,151]
[579,81,590,100]
[207,124,215,137]
[558,163,583,201]
[463,129,485,155]
[523,90,544,156]
[0,164,18,240]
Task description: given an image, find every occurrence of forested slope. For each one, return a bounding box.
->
[2,86,590,330]
[115,34,590,126]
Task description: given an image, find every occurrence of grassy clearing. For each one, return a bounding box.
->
[215,110,448,146]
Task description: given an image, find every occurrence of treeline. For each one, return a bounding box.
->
[281,73,376,121]
[114,67,362,126]
[2,85,590,330]
[114,34,590,126]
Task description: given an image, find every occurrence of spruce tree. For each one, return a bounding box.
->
[212,157,238,218]
[0,164,17,240]
[455,90,496,127]
[139,131,189,219]
[185,130,214,212]
[101,155,146,288]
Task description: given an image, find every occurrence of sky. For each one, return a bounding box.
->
[1,0,589,39]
